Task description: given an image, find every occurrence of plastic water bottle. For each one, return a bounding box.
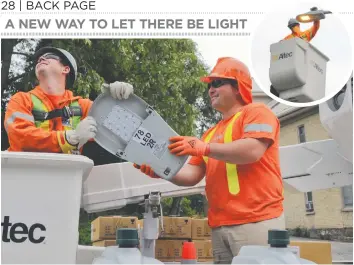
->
[232,229,316,264]
[93,228,163,264]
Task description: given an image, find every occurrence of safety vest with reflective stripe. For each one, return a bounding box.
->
[31,94,81,131]
[202,112,242,195]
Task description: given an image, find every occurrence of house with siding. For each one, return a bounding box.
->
[252,79,353,240]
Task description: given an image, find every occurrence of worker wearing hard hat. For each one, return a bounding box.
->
[283,18,320,42]
[4,47,134,154]
[135,57,285,264]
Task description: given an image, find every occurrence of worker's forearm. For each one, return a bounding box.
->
[208,138,266,165]
[170,164,205,187]
[310,20,320,36]
[8,125,74,153]
[8,127,61,153]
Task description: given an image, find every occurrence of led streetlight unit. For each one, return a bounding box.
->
[88,92,188,181]
[296,7,332,23]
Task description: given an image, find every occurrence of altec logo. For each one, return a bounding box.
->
[272,52,293,61]
[1,216,46,244]
[311,60,323,74]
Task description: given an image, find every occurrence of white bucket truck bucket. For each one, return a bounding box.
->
[82,161,205,213]
[1,152,94,264]
[269,37,330,103]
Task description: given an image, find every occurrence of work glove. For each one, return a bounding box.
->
[65,116,97,148]
[168,136,210,157]
[101,81,134,100]
[133,163,161,179]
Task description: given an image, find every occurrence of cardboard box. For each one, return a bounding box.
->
[290,241,332,264]
[92,240,116,247]
[191,218,211,240]
[159,217,192,239]
[91,216,138,242]
[193,240,213,262]
[155,239,184,262]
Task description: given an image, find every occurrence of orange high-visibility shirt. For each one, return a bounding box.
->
[283,21,320,42]
[189,103,284,228]
[4,86,93,153]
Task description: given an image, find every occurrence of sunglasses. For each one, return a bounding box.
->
[207,79,237,89]
[37,53,61,63]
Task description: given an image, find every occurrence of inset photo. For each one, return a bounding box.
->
[250,2,352,106]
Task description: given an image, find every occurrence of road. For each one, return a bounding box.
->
[291,237,353,262]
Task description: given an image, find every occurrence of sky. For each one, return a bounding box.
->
[192,37,251,70]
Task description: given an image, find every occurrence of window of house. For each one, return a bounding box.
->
[342,185,353,208]
[305,192,314,213]
[298,125,314,213]
[298,125,306,143]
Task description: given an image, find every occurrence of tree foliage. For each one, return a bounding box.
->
[195,88,222,137]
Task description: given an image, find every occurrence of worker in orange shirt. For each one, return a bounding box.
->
[135,57,285,264]
[4,46,134,154]
[283,18,320,42]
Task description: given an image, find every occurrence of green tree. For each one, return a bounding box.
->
[160,195,206,218]
[196,88,222,136]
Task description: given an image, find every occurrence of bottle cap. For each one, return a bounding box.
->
[116,228,139,247]
[268,229,290,247]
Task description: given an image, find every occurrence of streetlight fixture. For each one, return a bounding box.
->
[296,7,332,23]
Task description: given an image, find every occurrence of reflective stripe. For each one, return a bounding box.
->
[202,112,242,195]
[31,94,50,131]
[244,123,273,133]
[301,33,309,41]
[63,101,81,131]
[57,131,76,154]
[202,127,217,164]
[5,112,34,131]
[31,94,81,131]
[224,113,241,195]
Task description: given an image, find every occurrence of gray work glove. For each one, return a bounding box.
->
[65,116,97,149]
[101,81,134,100]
